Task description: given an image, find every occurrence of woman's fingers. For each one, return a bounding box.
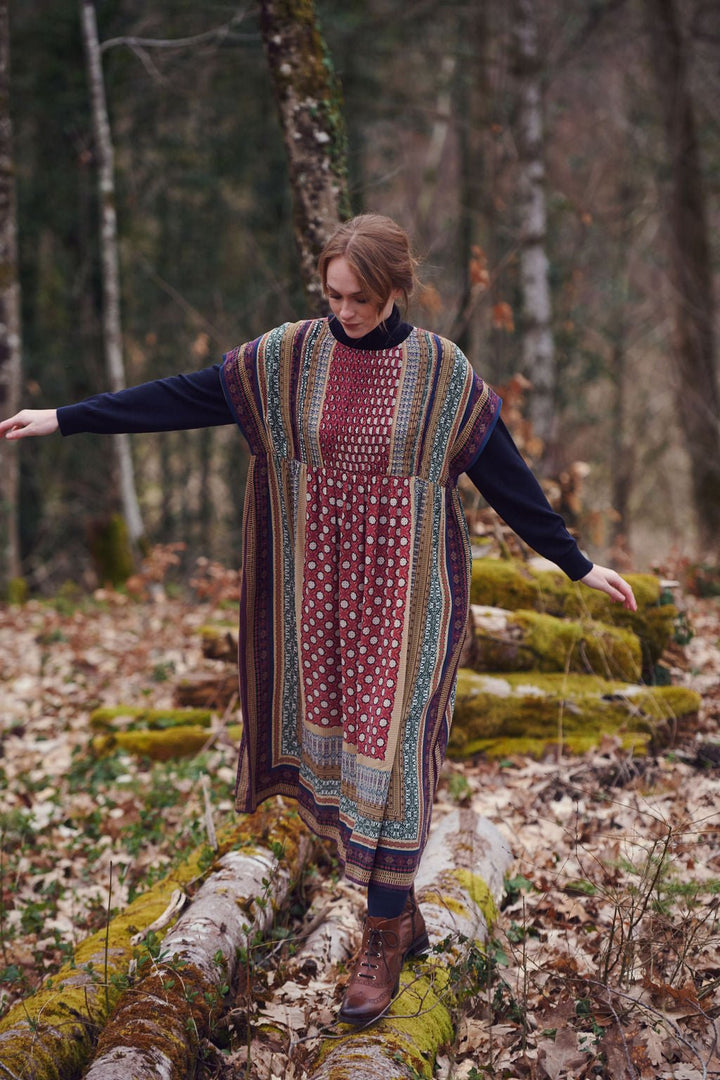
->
[581,565,637,612]
[0,410,59,439]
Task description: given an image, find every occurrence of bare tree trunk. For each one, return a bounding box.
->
[645,0,720,557]
[512,0,556,460]
[0,0,22,589]
[456,2,488,349]
[259,0,351,314]
[81,0,145,548]
[414,54,456,237]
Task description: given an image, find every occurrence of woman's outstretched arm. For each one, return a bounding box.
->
[0,366,233,439]
[467,418,637,612]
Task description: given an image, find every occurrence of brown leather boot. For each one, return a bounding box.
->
[397,886,430,957]
[338,893,429,1025]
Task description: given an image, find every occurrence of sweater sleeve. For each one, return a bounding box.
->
[56,365,234,435]
[466,418,593,581]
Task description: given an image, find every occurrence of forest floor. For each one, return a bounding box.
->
[1,565,719,1080]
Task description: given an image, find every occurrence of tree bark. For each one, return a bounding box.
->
[0,803,311,1080]
[512,0,557,459]
[454,2,493,367]
[308,809,513,1079]
[84,825,314,1080]
[259,0,351,314]
[645,0,720,556]
[81,0,145,549]
[0,0,22,589]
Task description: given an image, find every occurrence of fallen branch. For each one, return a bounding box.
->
[0,801,312,1080]
[84,814,314,1080]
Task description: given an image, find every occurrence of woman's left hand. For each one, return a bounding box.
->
[580,565,637,612]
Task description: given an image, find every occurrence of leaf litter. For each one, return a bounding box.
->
[0,577,719,1079]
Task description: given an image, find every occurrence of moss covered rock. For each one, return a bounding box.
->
[470,558,676,669]
[449,669,701,759]
[92,726,213,762]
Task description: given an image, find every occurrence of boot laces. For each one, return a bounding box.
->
[356,926,399,981]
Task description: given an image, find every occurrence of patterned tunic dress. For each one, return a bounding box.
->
[220,318,500,889]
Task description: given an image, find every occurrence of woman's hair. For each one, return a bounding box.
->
[317,214,419,312]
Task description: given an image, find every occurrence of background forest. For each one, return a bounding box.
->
[2,0,720,588]
[2,5,720,1078]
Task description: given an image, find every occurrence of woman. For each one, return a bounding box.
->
[0,214,635,1025]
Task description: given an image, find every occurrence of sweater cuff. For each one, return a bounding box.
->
[559,549,594,581]
[56,404,83,436]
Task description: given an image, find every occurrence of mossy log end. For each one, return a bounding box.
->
[200,623,238,662]
[470,559,676,667]
[309,810,513,1080]
[85,827,314,1080]
[174,671,238,709]
[0,801,312,1080]
[449,669,702,759]
[463,604,642,682]
[92,725,213,762]
[90,706,214,732]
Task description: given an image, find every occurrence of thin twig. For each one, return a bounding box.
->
[104,861,113,1015]
[202,775,218,851]
[587,979,710,1080]
[99,8,252,54]
[602,988,639,1080]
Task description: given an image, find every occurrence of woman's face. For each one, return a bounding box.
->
[325,256,396,339]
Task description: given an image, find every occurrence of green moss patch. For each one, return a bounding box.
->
[92,726,212,762]
[449,669,701,759]
[470,559,676,668]
[90,706,213,732]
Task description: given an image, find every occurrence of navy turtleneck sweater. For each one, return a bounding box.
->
[57,309,592,580]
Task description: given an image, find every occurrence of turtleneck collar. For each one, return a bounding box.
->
[327,304,413,350]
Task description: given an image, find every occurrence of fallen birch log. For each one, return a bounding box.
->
[83,811,314,1080]
[308,808,513,1080]
[0,801,311,1080]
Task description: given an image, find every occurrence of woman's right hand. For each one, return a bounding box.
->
[0,409,59,440]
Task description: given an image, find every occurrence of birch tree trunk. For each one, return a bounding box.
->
[259,0,351,314]
[455,2,492,366]
[81,0,145,548]
[0,0,22,589]
[512,0,556,459]
[644,0,720,557]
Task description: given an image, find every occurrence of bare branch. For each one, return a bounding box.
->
[99,8,254,55]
